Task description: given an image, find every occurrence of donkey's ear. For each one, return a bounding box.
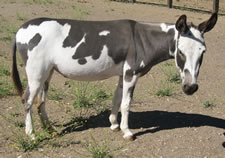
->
[198,13,218,33]
[175,15,188,34]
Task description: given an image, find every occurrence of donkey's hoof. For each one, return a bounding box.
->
[123,133,134,141]
[112,126,120,132]
[123,135,134,141]
[29,134,36,140]
[110,124,120,132]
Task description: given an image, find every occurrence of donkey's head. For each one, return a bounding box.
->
[175,13,217,95]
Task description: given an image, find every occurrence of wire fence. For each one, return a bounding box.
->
[124,0,225,15]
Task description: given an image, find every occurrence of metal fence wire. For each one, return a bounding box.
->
[128,0,224,14]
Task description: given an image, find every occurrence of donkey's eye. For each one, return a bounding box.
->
[187,31,192,36]
[178,50,185,58]
[176,49,186,71]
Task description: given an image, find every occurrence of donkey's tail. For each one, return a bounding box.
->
[11,38,23,97]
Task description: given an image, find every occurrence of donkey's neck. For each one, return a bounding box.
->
[136,22,177,67]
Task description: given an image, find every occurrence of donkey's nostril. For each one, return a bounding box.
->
[182,83,199,95]
[183,84,188,91]
[192,84,198,92]
[184,69,190,74]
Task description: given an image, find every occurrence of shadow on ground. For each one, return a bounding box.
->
[128,111,225,136]
[60,110,111,135]
[223,133,225,148]
[60,110,225,146]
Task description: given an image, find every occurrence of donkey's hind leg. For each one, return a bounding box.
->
[36,71,56,134]
[22,86,30,104]
[109,76,123,131]
[25,57,54,139]
[25,80,43,140]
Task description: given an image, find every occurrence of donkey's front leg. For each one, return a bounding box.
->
[120,67,138,140]
[109,76,123,131]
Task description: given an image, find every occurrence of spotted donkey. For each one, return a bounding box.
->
[12,13,217,140]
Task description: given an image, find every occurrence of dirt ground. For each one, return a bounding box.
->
[0,0,225,157]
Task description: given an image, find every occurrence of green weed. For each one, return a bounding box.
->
[73,95,93,108]
[151,62,181,97]
[70,116,88,127]
[0,67,10,76]
[38,0,53,4]
[84,134,113,158]
[203,100,216,109]
[61,116,88,135]
[6,24,18,35]
[155,81,174,97]
[16,131,51,152]
[167,71,181,84]
[17,137,39,152]
[0,36,12,41]
[14,121,25,128]
[0,111,51,152]
[48,87,63,101]
[70,81,110,109]
[0,21,18,42]
[10,112,21,117]
[163,61,173,67]
[22,78,28,89]
[0,79,14,98]
[94,90,109,101]
[72,6,90,20]
[162,62,181,84]
[16,12,27,21]
[156,87,173,97]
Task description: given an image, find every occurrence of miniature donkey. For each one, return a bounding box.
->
[12,13,217,140]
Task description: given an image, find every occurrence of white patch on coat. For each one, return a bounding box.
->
[160,23,179,57]
[140,61,145,68]
[16,21,71,45]
[99,30,110,36]
[160,23,177,33]
[160,23,168,32]
[74,33,86,50]
[54,42,123,81]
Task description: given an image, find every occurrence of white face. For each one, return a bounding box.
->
[176,26,206,95]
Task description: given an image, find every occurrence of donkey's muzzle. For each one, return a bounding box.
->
[182,83,198,95]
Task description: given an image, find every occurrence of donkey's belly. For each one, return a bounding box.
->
[54,52,123,81]
[57,63,123,81]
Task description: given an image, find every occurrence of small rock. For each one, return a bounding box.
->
[38,148,44,152]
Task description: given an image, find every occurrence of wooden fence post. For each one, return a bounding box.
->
[213,0,219,13]
[168,0,173,8]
